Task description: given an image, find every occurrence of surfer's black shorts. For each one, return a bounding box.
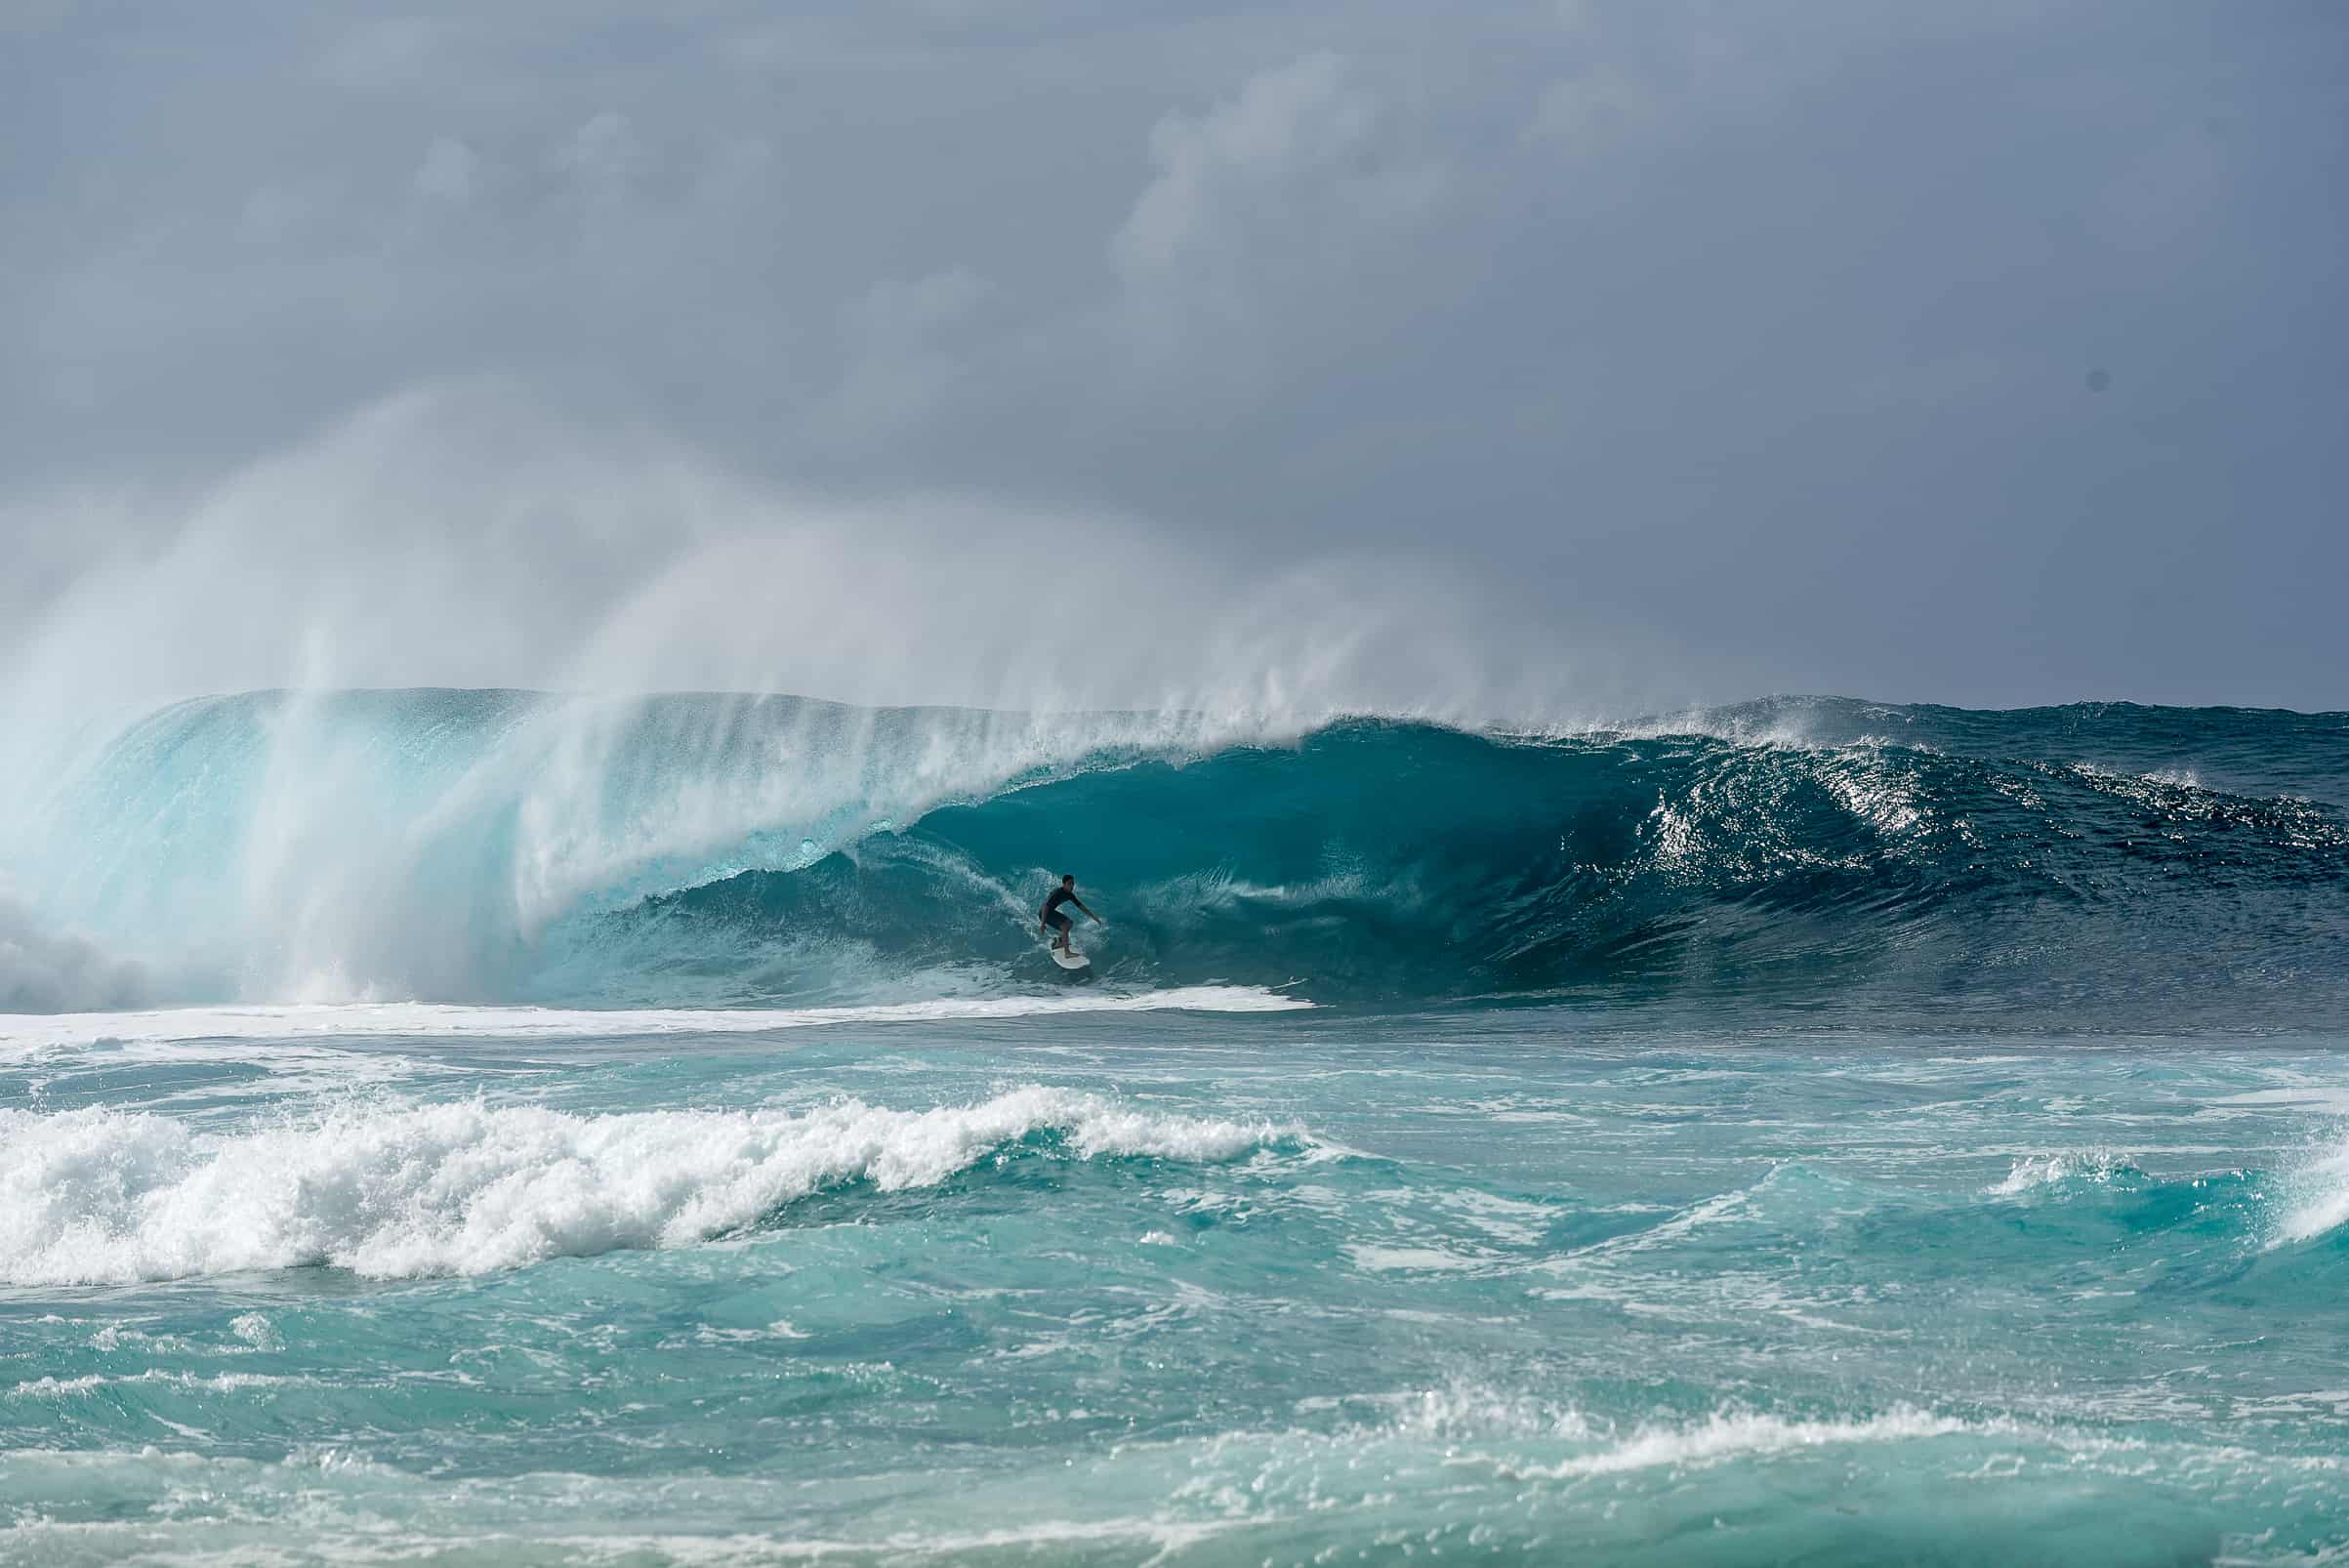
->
[1046,911,1072,932]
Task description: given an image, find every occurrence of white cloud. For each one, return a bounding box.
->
[822,268,991,447]
[314,16,461,94]
[556,110,643,198]
[235,184,312,245]
[849,268,988,341]
[415,137,480,205]
[1110,52,1442,350]
[1529,65,1653,150]
[1115,52,1375,278]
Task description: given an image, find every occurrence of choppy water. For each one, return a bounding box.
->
[7,1008,2349,1564]
[2,694,2345,1562]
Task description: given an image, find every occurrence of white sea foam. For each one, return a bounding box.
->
[2270,1136,2349,1247]
[1312,1382,1594,1443]
[1498,1406,1985,1480]
[1819,750,1927,839]
[3,1370,312,1400]
[0,1088,1304,1285]
[0,985,1310,1057]
[1991,1149,2136,1195]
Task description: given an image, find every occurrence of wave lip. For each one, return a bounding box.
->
[0,1089,1307,1286]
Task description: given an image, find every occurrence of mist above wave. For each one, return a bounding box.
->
[0,387,1583,730]
[0,891,149,1012]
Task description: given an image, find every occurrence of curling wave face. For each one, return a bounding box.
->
[4,690,2345,1021]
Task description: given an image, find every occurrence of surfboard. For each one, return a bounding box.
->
[1050,945,1091,971]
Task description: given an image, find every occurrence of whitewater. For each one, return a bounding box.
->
[4,689,2347,1564]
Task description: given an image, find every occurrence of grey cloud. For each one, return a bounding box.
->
[1,0,2341,711]
[413,137,479,204]
[1114,52,1384,282]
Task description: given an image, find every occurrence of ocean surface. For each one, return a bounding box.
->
[3,692,2346,1564]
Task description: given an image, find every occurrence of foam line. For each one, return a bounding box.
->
[0,985,1311,1053]
[1496,1407,1986,1480]
[0,1087,1307,1284]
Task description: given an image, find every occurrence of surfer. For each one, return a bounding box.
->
[1040,874,1097,957]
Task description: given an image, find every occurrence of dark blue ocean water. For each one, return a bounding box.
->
[2,692,2345,1563]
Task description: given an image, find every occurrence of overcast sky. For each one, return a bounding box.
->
[2,0,2342,714]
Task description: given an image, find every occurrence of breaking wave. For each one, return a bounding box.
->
[0,690,2343,1021]
[0,1089,1304,1285]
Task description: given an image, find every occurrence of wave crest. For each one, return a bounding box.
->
[0,1090,1305,1285]
[4,691,2344,1017]
[2271,1136,2349,1248]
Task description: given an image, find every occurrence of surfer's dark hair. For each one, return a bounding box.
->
[1061,873,1075,884]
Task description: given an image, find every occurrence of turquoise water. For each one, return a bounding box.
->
[6,1009,2348,1564]
[3,694,2346,1562]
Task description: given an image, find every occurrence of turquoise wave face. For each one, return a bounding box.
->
[5,690,2345,1020]
[548,705,2349,1023]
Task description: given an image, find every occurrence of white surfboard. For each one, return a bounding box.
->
[1050,945,1091,971]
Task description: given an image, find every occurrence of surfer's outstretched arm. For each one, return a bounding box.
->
[1075,898,1097,922]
